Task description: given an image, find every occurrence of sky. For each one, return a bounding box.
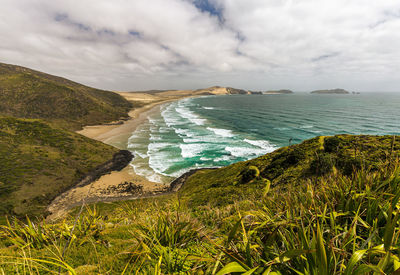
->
[1,0,400,92]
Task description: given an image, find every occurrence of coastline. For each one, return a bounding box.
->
[48,91,199,219]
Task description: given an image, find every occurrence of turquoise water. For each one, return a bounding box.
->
[127,93,400,182]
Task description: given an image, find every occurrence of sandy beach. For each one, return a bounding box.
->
[48,89,212,219]
[47,87,242,219]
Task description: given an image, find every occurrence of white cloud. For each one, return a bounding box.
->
[0,0,400,91]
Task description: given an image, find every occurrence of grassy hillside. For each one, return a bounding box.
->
[179,134,399,207]
[0,63,132,130]
[1,135,400,274]
[0,117,119,217]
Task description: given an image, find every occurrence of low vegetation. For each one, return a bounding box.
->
[0,63,135,217]
[0,63,132,130]
[0,117,118,217]
[1,135,400,274]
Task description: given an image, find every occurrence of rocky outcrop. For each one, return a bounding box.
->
[46,150,133,219]
[226,87,249,94]
[249,91,263,95]
[75,150,133,188]
[100,182,144,196]
[169,168,217,192]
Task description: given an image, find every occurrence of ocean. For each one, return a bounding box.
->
[127,92,400,183]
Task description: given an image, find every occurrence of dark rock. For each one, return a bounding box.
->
[169,168,217,192]
[101,181,143,195]
[226,87,249,94]
[249,91,263,95]
[75,150,133,188]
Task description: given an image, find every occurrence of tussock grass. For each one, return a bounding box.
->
[1,135,400,273]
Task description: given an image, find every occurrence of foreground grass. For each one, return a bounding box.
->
[1,161,400,273]
[1,135,400,273]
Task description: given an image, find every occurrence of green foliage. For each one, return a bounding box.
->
[1,135,400,273]
[0,62,132,130]
[240,166,260,184]
[0,117,118,216]
[0,207,101,250]
[309,152,335,175]
[324,136,341,153]
[214,162,400,274]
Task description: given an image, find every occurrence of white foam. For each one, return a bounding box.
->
[207,127,235,137]
[180,143,206,158]
[213,155,232,162]
[300,125,314,129]
[161,104,186,127]
[128,132,148,141]
[244,139,275,152]
[130,163,164,183]
[173,128,195,138]
[183,138,202,143]
[203,107,215,110]
[133,150,148,159]
[149,134,162,141]
[225,146,264,158]
[148,117,162,125]
[148,142,175,153]
[159,127,170,133]
[149,125,158,133]
[167,167,194,178]
[127,142,141,149]
[175,106,207,126]
[200,157,212,161]
[148,151,178,174]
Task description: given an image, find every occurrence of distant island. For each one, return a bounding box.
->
[263,89,293,94]
[311,88,350,94]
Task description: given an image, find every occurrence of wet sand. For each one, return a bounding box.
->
[47,166,169,220]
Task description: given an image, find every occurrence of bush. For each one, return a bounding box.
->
[240,166,260,183]
[338,157,363,176]
[286,148,306,165]
[324,136,341,153]
[309,153,335,175]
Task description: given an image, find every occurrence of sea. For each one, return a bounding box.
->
[127,92,400,183]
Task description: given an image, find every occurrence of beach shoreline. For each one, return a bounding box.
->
[48,86,255,219]
[48,91,200,219]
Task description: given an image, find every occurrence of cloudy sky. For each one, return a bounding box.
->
[1,0,400,91]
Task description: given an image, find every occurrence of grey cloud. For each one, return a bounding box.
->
[0,0,400,91]
[312,52,340,62]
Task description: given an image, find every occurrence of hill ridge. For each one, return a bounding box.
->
[0,62,132,130]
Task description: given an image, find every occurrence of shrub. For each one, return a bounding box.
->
[310,153,335,175]
[324,136,341,153]
[240,166,260,183]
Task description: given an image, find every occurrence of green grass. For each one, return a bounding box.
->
[0,62,132,130]
[1,134,400,273]
[179,135,400,208]
[0,62,134,216]
[0,117,119,217]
